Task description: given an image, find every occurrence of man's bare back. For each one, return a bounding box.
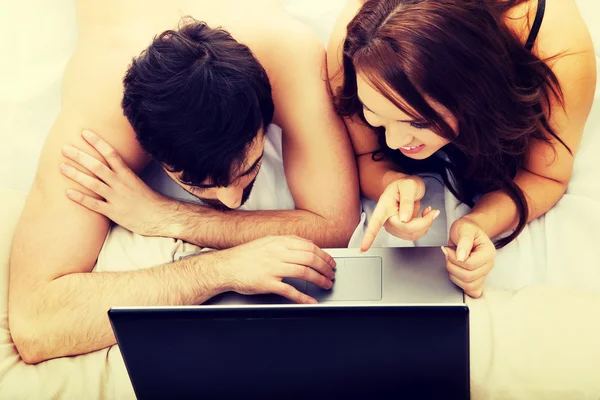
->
[60,0,307,171]
[9,0,359,363]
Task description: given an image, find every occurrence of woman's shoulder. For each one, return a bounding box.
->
[504,0,592,56]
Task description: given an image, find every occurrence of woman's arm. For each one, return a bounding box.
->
[465,1,597,240]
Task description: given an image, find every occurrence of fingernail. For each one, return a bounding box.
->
[458,249,467,262]
[400,212,409,222]
[60,163,69,173]
[82,130,94,139]
[66,189,76,198]
[309,298,318,304]
[440,246,448,257]
[432,210,441,220]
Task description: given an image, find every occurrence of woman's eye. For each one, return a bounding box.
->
[409,121,431,130]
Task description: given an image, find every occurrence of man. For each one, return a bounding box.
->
[9,0,359,364]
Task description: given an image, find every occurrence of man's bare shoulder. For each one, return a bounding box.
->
[55,43,149,170]
[253,18,327,88]
[261,18,324,54]
[328,0,362,72]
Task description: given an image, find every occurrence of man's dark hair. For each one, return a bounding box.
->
[122,17,274,187]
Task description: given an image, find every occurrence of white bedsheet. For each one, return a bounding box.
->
[1,0,599,294]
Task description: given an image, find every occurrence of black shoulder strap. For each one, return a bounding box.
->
[525,0,546,51]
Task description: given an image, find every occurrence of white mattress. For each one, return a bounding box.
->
[1,0,599,292]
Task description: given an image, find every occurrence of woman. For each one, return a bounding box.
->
[327,0,596,297]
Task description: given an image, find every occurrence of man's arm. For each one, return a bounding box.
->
[53,25,359,251]
[325,0,409,203]
[7,46,224,362]
[10,114,334,362]
[262,25,360,248]
[6,106,153,363]
[58,127,357,250]
[180,27,361,249]
[102,27,360,250]
[165,205,339,250]
[9,107,334,363]
[10,248,226,364]
[174,31,361,249]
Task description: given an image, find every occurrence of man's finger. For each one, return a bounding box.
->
[60,163,110,199]
[81,130,128,172]
[61,145,116,185]
[284,250,335,280]
[284,237,336,269]
[284,264,333,290]
[66,189,109,216]
[273,282,318,305]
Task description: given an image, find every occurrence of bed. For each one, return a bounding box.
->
[1,0,600,399]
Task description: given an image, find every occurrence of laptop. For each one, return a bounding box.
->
[109,246,470,399]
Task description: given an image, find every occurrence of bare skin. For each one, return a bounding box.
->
[8,0,359,364]
[328,0,596,297]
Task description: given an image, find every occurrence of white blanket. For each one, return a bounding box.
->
[1,2,600,399]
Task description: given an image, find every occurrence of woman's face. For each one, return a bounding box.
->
[356,72,458,160]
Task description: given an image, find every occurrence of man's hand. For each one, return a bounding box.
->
[60,129,173,237]
[219,235,337,304]
[442,217,497,298]
[361,176,439,251]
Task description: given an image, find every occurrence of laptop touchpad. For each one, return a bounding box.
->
[307,257,382,302]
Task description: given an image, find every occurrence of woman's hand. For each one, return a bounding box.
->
[60,129,174,237]
[361,176,440,251]
[443,216,497,298]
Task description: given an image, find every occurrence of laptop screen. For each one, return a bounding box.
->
[109,304,469,399]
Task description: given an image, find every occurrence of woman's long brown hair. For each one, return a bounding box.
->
[335,0,568,248]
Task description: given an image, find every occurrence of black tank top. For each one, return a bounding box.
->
[524,0,546,51]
